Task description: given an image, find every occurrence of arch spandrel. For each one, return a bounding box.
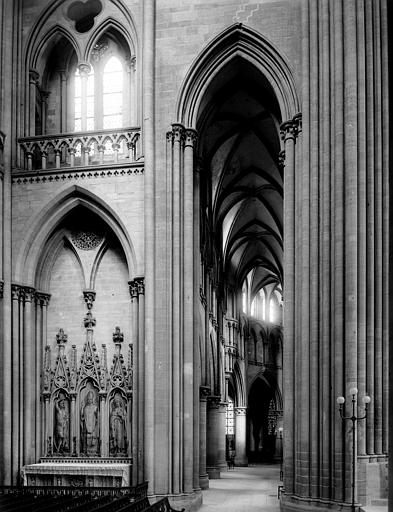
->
[176,23,300,128]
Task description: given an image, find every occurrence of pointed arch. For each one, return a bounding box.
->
[84,16,137,61]
[15,185,138,286]
[28,24,81,73]
[176,23,300,127]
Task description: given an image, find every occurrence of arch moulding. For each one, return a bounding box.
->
[14,185,138,287]
[175,23,300,128]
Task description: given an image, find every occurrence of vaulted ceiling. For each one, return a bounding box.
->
[198,58,282,300]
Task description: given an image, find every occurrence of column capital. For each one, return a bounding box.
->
[35,291,51,306]
[200,385,211,400]
[172,123,185,143]
[207,395,222,409]
[23,286,36,302]
[77,62,92,77]
[41,90,50,103]
[135,276,145,296]
[29,69,40,84]
[280,113,302,142]
[11,283,23,301]
[184,128,198,148]
[128,280,138,300]
[58,69,69,81]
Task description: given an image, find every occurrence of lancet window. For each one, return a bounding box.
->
[72,41,128,132]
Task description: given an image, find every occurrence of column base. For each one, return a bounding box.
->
[206,466,220,479]
[281,495,357,511]
[199,473,209,489]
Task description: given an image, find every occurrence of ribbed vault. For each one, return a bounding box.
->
[198,57,282,299]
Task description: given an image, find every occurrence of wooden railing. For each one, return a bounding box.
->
[18,127,142,172]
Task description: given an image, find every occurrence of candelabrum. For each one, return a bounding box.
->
[336,388,371,512]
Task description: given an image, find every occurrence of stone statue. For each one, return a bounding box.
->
[80,389,99,455]
[110,393,126,455]
[54,397,70,453]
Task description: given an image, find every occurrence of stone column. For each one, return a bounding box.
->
[206,397,227,478]
[142,0,155,493]
[23,286,35,465]
[217,402,227,471]
[40,92,49,134]
[129,56,136,127]
[11,284,21,483]
[78,63,91,132]
[1,2,17,486]
[171,123,183,493]
[199,386,210,489]
[280,114,300,496]
[136,277,145,484]
[234,407,247,466]
[183,128,197,492]
[206,396,221,479]
[59,70,68,132]
[281,1,389,510]
[129,280,139,484]
[29,70,39,135]
[99,394,107,456]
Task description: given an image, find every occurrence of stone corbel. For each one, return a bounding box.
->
[83,289,96,310]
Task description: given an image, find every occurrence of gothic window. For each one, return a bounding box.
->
[70,37,131,133]
[103,56,123,129]
[242,283,247,313]
[269,296,277,323]
[74,67,95,131]
[226,397,234,435]
[73,56,125,131]
[251,289,265,320]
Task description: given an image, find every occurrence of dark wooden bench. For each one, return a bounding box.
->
[2,495,54,511]
[94,495,140,512]
[114,496,150,512]
[70,494,113,511]
[145,497,184,512]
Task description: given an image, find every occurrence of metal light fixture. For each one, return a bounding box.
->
[336,389,371,512]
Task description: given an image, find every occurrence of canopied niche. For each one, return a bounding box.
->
[37,205,133,459]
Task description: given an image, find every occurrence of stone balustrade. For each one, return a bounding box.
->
[18,127,142,172]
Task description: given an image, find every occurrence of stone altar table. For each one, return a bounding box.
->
[20,462,131,487]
